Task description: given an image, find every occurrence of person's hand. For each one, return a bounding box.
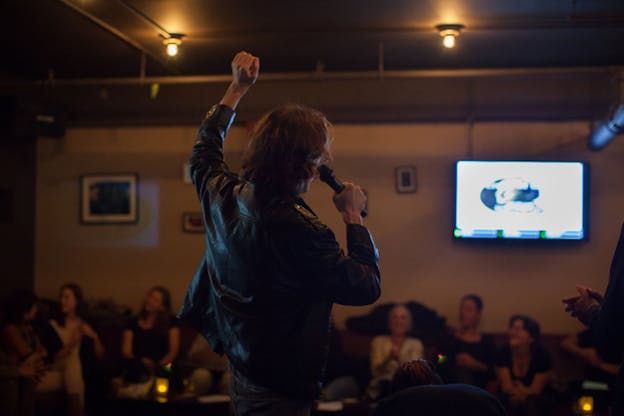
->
[80,323,98,339]
[18,354,46,382]
[562,286,602,326]
[390,343,401,360]
[582,348,604,368]
[455,353,479,369]
[509,381,529,403]
[220,51,260,110]
[230,51,259,92]
[332,182,366,224]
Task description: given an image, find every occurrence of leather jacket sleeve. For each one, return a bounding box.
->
[270,211,381,306]
[189,104,236,202]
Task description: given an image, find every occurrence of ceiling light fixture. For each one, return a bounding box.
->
[163,33,184,57]
[436,24,465,49]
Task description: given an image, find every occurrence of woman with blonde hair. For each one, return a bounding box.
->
[367,304,424,400]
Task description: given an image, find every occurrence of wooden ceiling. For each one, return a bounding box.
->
[2,0,624,80]
[1,1,622,126]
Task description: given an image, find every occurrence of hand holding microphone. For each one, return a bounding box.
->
[318,165,367,224]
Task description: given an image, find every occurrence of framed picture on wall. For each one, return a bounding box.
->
[80,173,139,224]
[395,166,417,193]
[182,212,205,233]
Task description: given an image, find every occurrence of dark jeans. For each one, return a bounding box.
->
[229,365,311,416]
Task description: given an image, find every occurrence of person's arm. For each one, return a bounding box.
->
[495,367,515,395]
[406,339,424,361]
[121,329,134,359]
[560,333,600,365]
[456,353,489,372]
[81,322,105,359]
[370,337,395,375]
[2,324,34,359]
[190,51,258,202]
[54,325,82,361]
[598,361,620,375]
[274,216,381,306]
[525,371,551,395]
[158,326,180,366]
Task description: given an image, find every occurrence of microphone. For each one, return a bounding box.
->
[318,164,368,218]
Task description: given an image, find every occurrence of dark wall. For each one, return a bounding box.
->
[0,137,36,302]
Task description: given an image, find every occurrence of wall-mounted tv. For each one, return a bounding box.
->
[454,161,587,240]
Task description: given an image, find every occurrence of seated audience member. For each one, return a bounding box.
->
[445,294,495,388]
[1,290,46,416]
[0,351,45,416]
[37,283,104,416]
[367,304,424,400]
[186,334,230,395]
[121,286,180,383]
[561,329,619,385]
[495,315,552,416]
[321,320,366,401]
[374,359,506,416]
[390,359,443,391]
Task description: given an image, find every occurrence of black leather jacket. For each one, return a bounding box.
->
[178,104,381,400]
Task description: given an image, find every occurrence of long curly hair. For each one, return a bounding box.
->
[139,286,172,333]
[58,282,87,327]
[241,104,331,196]
[391,359,443,393]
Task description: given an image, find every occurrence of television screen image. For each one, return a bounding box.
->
[454,161,587,240]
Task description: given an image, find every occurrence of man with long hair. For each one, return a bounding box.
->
[178,52,381,415]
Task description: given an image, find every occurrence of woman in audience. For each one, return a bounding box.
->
[367,304,424,400]
[1,290,46,416]
[446,294,495,388]
[38,283,104,416]
[495,315,552,416]
[560,329,619,385]
[121,286,180,383]
[186,333,230,395]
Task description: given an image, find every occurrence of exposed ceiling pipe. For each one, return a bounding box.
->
[28,66,618,87]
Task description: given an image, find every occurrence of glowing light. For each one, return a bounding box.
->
[578,396,593,414]
[162,34,183,58]
[436,24,464,49]
[443,34,456,49]
[155,377,169,396]
[166,43,178,57]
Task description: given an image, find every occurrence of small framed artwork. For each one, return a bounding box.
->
[80,173,139,224]
[395,166,417,194]
[182,212,205,233]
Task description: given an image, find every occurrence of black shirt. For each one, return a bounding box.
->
[494,344,551,387]
[448,334,496,387]
[125,316,178,362]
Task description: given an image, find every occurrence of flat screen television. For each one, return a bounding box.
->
[454,161,587,240]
